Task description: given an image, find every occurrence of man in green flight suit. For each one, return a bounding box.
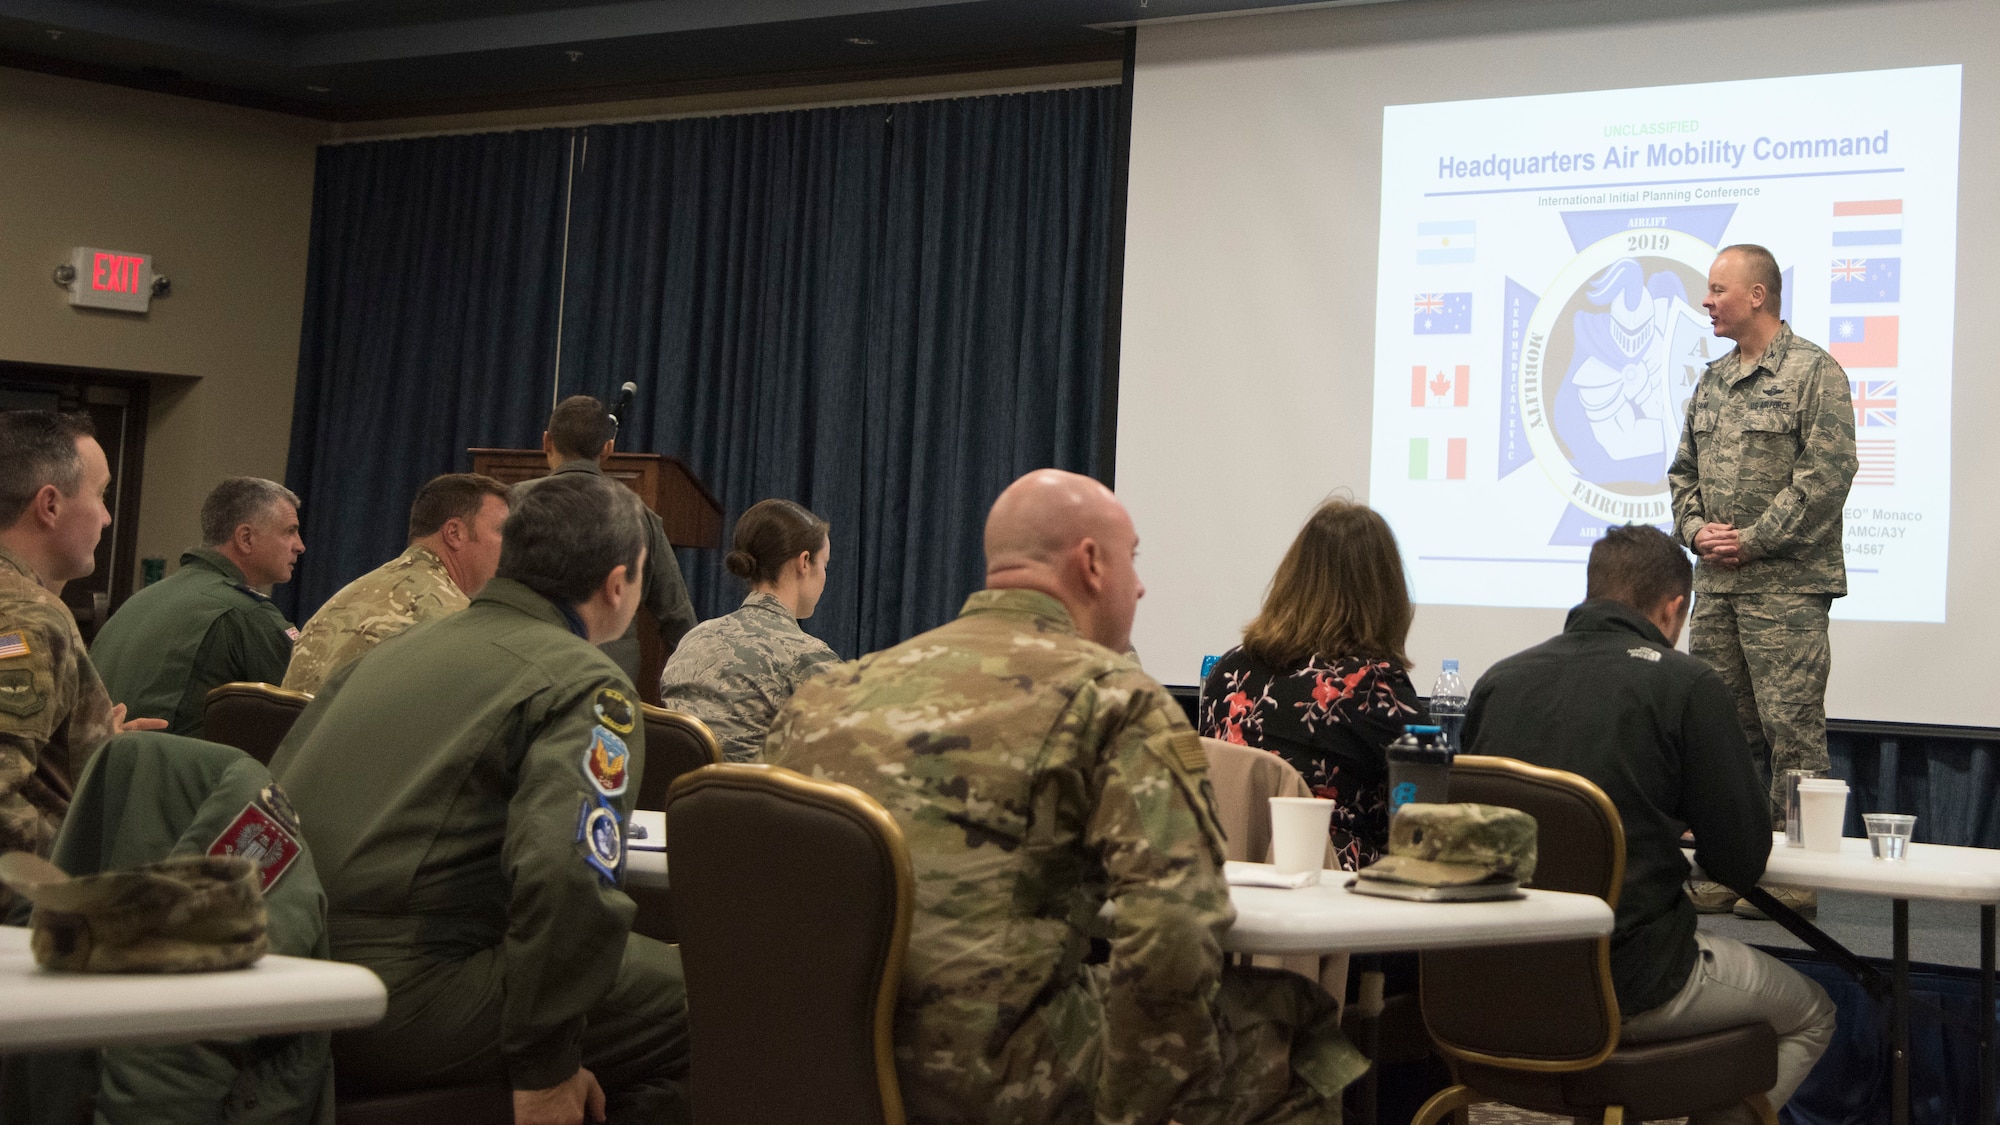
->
[271,471,687,1125]
[91,477,304,737]
[532,394,697,684]
[765,469,1363,1125]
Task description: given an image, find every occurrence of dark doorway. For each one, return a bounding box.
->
[0,362,152,641]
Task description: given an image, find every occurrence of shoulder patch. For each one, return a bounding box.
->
[593,687,636,734]
[0,668,44,718]
[0,631,30,660]
[285,626,301,642]
[1628,647,1663,663]
[584,725,630,796]
[576,798,624,883]
[1171,728,1210,775]
[207,801,302,892]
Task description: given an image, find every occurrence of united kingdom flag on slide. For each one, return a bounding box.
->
[1850,381,1896,428]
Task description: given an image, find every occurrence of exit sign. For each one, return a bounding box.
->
[65,247,157,313]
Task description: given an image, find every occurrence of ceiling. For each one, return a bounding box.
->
[0,0,1361,121]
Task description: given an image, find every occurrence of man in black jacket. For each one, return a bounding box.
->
[1463,524,1834,1125]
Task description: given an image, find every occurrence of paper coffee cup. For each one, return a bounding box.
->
[1796,779,1849,853]
[1269,797,1335,880]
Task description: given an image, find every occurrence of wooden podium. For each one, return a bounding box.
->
[470,449,722,702]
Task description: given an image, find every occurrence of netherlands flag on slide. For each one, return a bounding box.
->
[1832,200,1902,247]
[1408,437,1467,480]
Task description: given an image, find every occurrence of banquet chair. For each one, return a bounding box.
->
[627,706,724,942]
[666,763,912,1125]
[1412,755,1779,1125]
[203,681,314,766]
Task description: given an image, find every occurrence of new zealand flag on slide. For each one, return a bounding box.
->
[1831,258,1899,303]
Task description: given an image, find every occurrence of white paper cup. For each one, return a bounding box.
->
[1796,779,1849,853]
[1269,797,1335,881]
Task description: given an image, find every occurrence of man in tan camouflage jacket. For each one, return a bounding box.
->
[766,469,1363,1125]
[283,473,510,693]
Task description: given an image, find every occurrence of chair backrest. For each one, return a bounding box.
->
[1419,755,1626,1071]
[203,682,313,766]
[636,705,723,811]
[1200,737,1335,867]
[666,763,911,1125]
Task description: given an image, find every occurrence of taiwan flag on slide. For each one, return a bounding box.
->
[1408,437,1467,480]
[1411,365,1470,407]
[1831,258,1899,303]
[1414,292,1472,334]
[1829,316,1898,369]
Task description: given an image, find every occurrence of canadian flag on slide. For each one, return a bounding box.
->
[1408,437,1467,480]
[1411,365,1470,407]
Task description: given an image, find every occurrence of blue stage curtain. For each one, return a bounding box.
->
[557,87,1117,657]
[1832,733,2000,849]
[282,87,1117,659]
[1776,951,1998,1125]
[281,129,573,619]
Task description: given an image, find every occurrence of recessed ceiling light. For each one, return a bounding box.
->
[306,85,330,93]
[845,37,877,46]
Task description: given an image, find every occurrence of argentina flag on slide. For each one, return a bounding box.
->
[1417,220,1476,265]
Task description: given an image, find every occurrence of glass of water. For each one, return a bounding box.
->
[1864,813,1916,861]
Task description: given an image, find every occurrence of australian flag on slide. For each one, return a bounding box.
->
[1831,258,1899,303]
[1414,292,1472,334]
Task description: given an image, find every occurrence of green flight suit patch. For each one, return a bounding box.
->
[0,667,44,718]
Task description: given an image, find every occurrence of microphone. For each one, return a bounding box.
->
[610,381,638,429]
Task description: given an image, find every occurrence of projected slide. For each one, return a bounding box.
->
[1371,65,1960,622]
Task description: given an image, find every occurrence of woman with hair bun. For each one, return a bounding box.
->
[659,499,839,761]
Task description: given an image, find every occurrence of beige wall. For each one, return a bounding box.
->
[0,67,325,586]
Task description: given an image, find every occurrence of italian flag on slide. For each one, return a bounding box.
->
[1409,437,1467,480]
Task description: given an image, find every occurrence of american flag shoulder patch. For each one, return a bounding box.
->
[0,631,30,660]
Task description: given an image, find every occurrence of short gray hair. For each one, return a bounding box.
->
[498,473,646,606]
[1720,243,1783,311]
[200,478,300,546]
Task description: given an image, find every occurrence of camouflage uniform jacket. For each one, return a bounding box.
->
[765,589,1240,1125]
[0,543,115,875]
[282,543,467,694]
[90,548,297,737]
[657,591,838,762]
[1668,321,1858,595]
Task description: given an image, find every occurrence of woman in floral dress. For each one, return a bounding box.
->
[1199,498,1427,871]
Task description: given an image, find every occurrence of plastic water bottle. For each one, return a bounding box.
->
[1430,659,1467,753]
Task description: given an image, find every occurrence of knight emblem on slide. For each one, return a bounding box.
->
[1504,221,1725,538]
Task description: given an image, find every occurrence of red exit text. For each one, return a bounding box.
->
[92,253,145,294]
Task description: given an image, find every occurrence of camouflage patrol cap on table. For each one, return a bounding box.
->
[1357,803,1538,887]
[0,851,269,972]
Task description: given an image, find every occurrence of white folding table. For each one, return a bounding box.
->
[0,925,388,1052]
[1694,832,2000,1125]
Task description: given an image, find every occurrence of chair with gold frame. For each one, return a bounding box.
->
[666,763,911,1125]
[1412,755,1780,1125]
[625,705,723,943]
[202,681,313,766]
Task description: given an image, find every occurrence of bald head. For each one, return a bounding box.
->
[985,469,1143,651]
